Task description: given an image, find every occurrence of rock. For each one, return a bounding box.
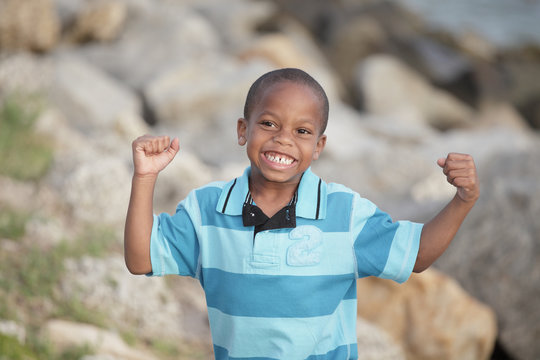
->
[143,56,252,125]
[63,157,131,226]
[75,3,220,90]
[194,0,277,48]
[274,1,430,95]
[500,53,540,129]
[456,31,497,62]
[434,148,540,360]
[0,0,60,52]
[67,0,127,43]
[52,0,85,30]
[143,57,270,165]
[0,320,26,343]
[240,34,313,71]
[355,54,475,131]
[325,14,387,83]
[48,54,143,135]
[407,36,472,85]
[475,100,530,130]
[238,20,344,102]
[313,103,437,210]
[43,319,157,360]
[0,176,37,213]
[356,317,405,359]
[153,149,214,213]
[24,216,67,248]
[61,255,210,343]
[422,126,539,172]
[356,268,497,360]
[0,53,53,97]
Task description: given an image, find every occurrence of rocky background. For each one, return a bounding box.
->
[0,0,539,359]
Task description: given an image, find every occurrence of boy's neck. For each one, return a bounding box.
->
[249,176,299,218]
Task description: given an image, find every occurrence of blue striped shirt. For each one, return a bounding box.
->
[149,167,422,359]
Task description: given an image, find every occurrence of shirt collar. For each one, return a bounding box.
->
[216,166,327,220]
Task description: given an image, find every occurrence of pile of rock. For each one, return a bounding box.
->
[1,0,539,359]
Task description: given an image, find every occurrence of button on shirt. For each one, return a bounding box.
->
[148,166,423,359]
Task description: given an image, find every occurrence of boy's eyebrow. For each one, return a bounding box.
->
[256,110,279,119]
[256,110,319,126]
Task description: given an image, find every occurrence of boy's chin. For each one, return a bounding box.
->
[254,167,304,185]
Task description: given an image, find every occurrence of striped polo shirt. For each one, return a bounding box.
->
[149,166,423,359]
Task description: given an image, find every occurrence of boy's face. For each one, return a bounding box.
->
[237,81,327,186]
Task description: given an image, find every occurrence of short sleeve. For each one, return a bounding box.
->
[352,195,422,283]
[147,200,200,277]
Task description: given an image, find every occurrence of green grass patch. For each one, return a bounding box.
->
[0,332,94,360]
[0,207,29,240]
[150,338,181,358]
[53,298,108,329]
[0,223,119,324]
[0,221,120,358]
[0,222,117,360]
[0,223,117,297]
[0,95,54,181]
[120,330,138,347]
[0,333,37,360]
[148,338,213,360]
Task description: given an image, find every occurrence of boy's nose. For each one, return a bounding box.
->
[273,129,294,146]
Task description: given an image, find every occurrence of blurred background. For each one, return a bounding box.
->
[0,0,539,359]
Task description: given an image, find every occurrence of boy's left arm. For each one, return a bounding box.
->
[413,153,480,273]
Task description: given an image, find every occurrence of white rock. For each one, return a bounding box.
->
[144,56,268,125]
[238,28,343,102]
[0,53,53,96]
[44,319,156,360]
[61,255,209,342]
[411,170,455,203]
[355,54,474,131]
[0,320,26,343]
[0,176,37,213]
[153,149,214,213]
[356,318,405,360]
[63,157,131,225]
[49,54,142,134]
[194,0,277,47]
[76,3,220,89]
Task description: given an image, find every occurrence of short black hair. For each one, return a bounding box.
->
[243,68,329,134]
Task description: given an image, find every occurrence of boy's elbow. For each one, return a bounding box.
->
[125,257,152,275]
[412,259,429,274]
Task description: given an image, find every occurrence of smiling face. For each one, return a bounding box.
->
[237,81,327,187]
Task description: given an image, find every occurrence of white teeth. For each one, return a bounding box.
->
[267,154,293,165]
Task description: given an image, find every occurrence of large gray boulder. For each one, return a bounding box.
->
[434,147,540,360]
[74,2,221,90]
[48,54,143,135]
[60,255,210,343]
[355,54,474,131]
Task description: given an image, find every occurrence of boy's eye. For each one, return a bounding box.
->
[261,120,276,128]
[297,128,312,135]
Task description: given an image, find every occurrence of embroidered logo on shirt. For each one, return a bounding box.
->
[287,225,323,266]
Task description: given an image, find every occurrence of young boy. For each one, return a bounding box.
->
[124,68,479,359]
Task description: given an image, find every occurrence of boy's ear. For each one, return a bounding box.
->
[237,118,247,146]
[312,134,327,160]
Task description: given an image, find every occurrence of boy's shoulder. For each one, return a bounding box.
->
[178,176,245,214]
[190,180,229,199]
[325,181,355,195]
[324,180,376,210]
[176,180,228,207]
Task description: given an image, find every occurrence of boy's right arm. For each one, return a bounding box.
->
[124,135,179,275]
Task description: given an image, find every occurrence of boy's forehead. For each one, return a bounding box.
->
[255,81,324,117]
